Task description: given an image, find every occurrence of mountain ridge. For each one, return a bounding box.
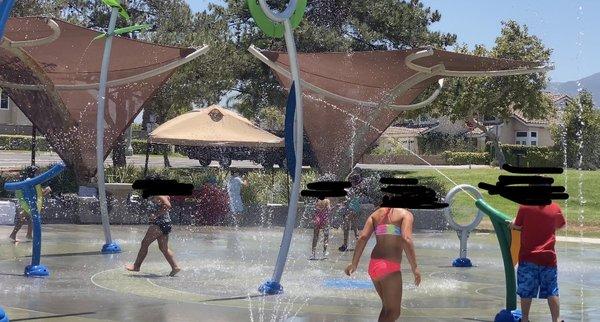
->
[547,72,600,104]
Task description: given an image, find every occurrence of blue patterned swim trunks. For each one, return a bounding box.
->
[517,261,559,299]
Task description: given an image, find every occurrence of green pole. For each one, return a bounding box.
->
[475,199,517,311]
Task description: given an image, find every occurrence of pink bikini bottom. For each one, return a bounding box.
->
[368,258,401,281]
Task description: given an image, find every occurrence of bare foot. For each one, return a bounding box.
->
[169,267,181,277]
[9,237,20,244]
[125,264,140,272]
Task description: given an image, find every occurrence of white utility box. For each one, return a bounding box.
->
[0,200,16,225]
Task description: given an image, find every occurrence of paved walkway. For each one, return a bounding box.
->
[0,225,598,321]
[0,150,492,171]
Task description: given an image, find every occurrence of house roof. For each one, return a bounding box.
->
[544,92,571,103]
[382,125,437,138]
[510,92,568,126]
[511,109,552,126]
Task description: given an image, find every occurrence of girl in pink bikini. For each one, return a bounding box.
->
[311,198,331,260]
[345,206,421,322]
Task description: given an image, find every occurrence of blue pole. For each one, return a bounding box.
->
[0,306,8,322]
[0,0,15,316]
[0,0,15,38]
[4,163,65,277]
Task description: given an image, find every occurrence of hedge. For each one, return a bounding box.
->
[442,151,491,165]
[0,135,52,151]
[487,143,562,167]
[0,135,169,155]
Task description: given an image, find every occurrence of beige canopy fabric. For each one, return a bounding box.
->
[0,17,197,182]
[149,106,284,147]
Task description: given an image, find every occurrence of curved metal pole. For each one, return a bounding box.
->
[1,18,61,48]
[96,7,121,254]
[248,45,445,111]
[258,0,298,22]
[269,19,304,290]
[405,48,554,77]
[0,45,209,91]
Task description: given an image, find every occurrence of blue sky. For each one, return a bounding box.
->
[184,0,598,82]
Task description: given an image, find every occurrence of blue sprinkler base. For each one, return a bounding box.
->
[24,264,50,277]
[494,309,522,322]
[101,242,122,254]
[452,257,473,267]
[0,307,8,322]
[258,280,283,295]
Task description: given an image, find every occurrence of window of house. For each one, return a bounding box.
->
[0,89,9,110]
[515,131,538,146]
[530,131,538,146]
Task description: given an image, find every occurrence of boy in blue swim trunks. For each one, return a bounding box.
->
[509,202,565,322]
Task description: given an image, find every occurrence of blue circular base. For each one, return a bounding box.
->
[101,242,122,254]
[494,309,522,322]
[258,280,283,295]
[24,264,50,277]
[0,307,8,322]
[452,257,473,267]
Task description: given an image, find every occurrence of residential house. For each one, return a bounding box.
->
[376,125,434,154]
[473,93,571,148]
[0,88,33,133]
[376,93,571,154]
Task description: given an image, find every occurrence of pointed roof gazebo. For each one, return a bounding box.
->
[149,105,283,147]
[0,17,207,182]
[249,46,551,178]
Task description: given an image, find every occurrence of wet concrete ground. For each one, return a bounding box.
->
[0,225,599,321]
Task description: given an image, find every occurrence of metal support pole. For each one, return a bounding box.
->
[96,7,121,254]
[269,19,304,287]
[126,125,134,156]
[31,126,36,166]
[144,140,151,177]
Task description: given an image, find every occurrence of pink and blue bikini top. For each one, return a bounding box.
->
[374,209,402,236]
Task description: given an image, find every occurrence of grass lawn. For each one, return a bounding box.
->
[397,167,600,234]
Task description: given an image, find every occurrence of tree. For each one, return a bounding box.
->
[552,91,600,170]
[216,0,457,119]
[425,20,553,164]
[10,0,64,17]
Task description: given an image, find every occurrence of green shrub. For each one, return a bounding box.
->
[0,135,173,156]
[487,144,562,167]
[418,132,478,154]
[369,138,411,156]
[131,140,173,155]
[0,165,78,197]
[443,151,491,165]
[0,171,17,198]
[0,135,52,151]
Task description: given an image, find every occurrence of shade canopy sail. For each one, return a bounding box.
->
[0,17,202,182]
[149,106,284,147]
[255,48,546,178]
